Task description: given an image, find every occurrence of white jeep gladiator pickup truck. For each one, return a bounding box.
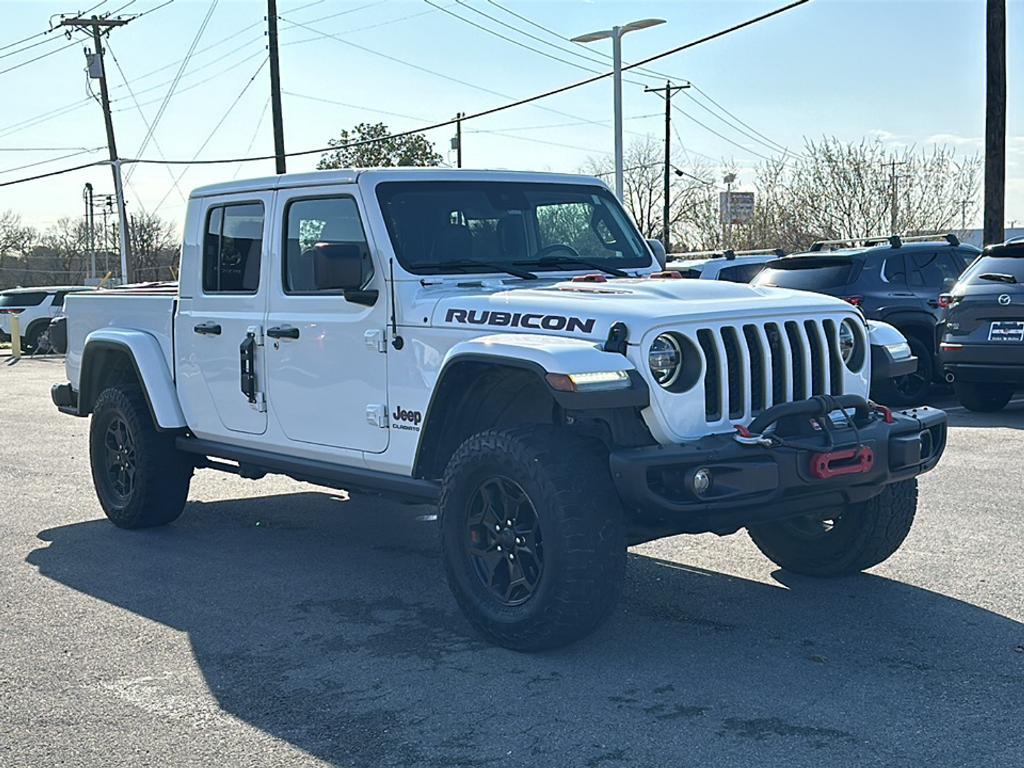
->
[53,169,947,651]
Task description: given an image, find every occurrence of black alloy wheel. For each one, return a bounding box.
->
[103,417,137,501]
[465,477,544,606]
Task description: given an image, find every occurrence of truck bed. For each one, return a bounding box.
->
[64,291,177,391]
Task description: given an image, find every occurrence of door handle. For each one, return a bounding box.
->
[194,322,222,335]
[266,325,300,340]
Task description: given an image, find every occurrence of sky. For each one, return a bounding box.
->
[0,0,1021,237]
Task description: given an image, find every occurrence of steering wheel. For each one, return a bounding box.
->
[533,243,581,260]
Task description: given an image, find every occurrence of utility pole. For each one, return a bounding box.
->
[60,14,131,283]
[453,113,463,168]
[723,173,736,248]
[83,183,95,280]
[888,159,907,234]
[267,0,287,174]
[645,80,689,251]
[984,0,1006,245]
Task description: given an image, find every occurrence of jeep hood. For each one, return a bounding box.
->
[421,277,857,339]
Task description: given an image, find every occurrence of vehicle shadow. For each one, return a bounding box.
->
[944,399,1024,431]
[27,492,1024,767]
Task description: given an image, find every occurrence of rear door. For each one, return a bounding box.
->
[906,250,965,322]
[263,186,390,453]
[176,194,271,437]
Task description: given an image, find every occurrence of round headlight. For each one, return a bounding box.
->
[839,318,863,369]
[649,334,682,387]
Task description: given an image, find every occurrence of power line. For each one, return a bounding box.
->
[423,0,647,85]
[671,103,776,162]
[482,0,678,82]
[1,1,811,186]
[688,84,800,157]
[0,147,105,175]
[0,31,69,61]
[0,28,53,55]
[151,56,268,214]
[106,41,188,202]
[0,35,82,77]
[454,0,654,80]
[280,6,444,46]
[126,0,220,182]
[679,87,803,158]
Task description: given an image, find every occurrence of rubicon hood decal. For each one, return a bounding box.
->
[444,308,596,334]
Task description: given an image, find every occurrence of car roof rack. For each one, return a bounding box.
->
[670,247,785,261]
[808,233,960,252]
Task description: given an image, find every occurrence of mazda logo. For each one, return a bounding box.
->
[998,294,1012,306]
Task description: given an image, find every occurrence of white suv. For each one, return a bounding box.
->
[0,286,91,351]
[666,248,782,282]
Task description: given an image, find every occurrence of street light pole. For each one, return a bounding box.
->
[572,18,665,203]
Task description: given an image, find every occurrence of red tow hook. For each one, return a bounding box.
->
[871,402,894,424]
[810,446,875,480]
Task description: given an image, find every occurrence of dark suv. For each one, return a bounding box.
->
[752,234,981,405]
[941,238,1024,411]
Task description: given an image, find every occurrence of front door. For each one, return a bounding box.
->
[176,194,271,437]
[263,187,390,453]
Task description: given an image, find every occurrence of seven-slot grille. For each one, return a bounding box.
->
[694,318,845,424]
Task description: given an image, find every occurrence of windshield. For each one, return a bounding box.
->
[376,181,651,275]
[960,254,1024,285]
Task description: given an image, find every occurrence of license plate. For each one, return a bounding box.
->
[989,321,1024,342]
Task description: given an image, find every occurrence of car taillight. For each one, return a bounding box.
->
[843,296,862,306]
[938,293,953,309]
[0,308,24,314]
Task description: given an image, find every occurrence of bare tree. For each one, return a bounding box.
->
[0,211,36,289]
[583,137,719,251]
[127,212,180,281]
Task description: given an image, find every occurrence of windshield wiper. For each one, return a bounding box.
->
[413,259,537,280]
[514,255,629,278]
[978,272,1018,284]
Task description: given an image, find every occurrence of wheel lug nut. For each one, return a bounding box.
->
[496,545,502,551]
[509,554,515,561]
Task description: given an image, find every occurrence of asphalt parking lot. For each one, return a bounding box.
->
[2,351,1023,768]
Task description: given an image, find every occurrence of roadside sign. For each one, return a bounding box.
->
[720,191,755,225]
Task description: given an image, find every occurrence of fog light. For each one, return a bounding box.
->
[691,467,713,496]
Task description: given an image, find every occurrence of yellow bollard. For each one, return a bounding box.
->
[10,313,21,359]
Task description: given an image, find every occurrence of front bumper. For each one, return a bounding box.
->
[610,396,946,536]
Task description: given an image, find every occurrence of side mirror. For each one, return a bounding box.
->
[313,242,364,291]
[646,238,668,269]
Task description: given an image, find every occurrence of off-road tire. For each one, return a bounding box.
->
[953,381,1014,413]
[89,386,193,529]
[874,337,932,407]
[747,478,918,577]
[440,426,625,651]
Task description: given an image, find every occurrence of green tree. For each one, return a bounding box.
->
[317,122,442,169]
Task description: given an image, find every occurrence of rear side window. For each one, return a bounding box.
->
[0,291,47,308]
[203,202,264,294]
[754,261,855,290]
[283,196,373,292]
[961,254,1024,284]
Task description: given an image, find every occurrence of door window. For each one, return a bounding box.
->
[283,196,373,292]
[202,202,264,294]
[908,251,961,291]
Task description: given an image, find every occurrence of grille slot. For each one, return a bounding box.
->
[785,321,808,401]
[804,319,825,395]
[823,319,844,395]
[743,324,766,413]
[721,327,744,419]
[689,318,847,425]
[696,329,721,422]
[765,322,786,406]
